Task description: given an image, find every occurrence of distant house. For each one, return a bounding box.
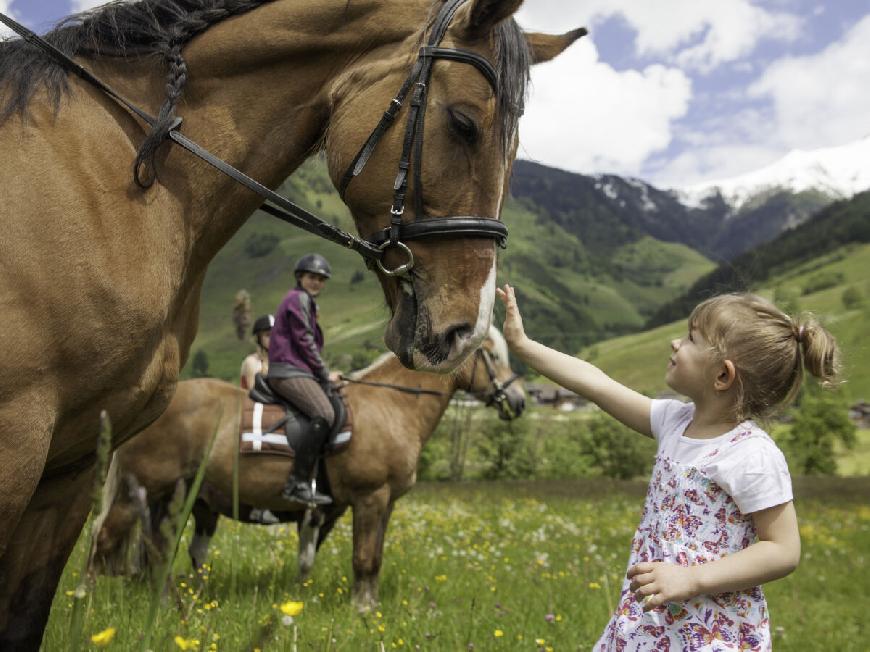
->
[848,401,870,427]
[526,383,587,411]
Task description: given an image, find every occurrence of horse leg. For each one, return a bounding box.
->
[0,464,95,651]
[351,487,393,612]
[189,499,218,572]
[316,505,349,550]
[297,508,324,580]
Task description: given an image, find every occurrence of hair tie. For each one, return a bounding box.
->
[796,324,806,344]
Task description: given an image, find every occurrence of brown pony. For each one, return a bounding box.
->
[0,0,582,645]
[94,326,524,610]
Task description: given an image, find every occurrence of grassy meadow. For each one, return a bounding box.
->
[580,242,870,402]
[43,477,869,651]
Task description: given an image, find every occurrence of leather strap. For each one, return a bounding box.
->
[366,217,507,248]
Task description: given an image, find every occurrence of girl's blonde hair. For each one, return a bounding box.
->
[689,293,840,421]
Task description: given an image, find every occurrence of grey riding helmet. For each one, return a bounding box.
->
[294,253,332,279]
[252,314,275,335]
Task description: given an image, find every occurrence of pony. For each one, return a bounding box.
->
[0,0,583,645]
[94,326,525,610]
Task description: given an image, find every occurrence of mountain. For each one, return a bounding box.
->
[510,159,833,262]
[582,238,870,404]
[678,136,870,210]
[646,190,870,328]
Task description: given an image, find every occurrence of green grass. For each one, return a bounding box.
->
[43,478,870,651]
[580,242,870,402]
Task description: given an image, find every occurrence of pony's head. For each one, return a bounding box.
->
[326,0,584,371]
[458,324,525,419]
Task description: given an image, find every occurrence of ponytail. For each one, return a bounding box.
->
[793,315,840,387]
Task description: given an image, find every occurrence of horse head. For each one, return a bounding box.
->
[325,0,584,372]
[457,324,525,419]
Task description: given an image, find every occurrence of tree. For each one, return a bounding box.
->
[841,286,863,310]
[781,384,856,475]
[580,412,653,480]
[191,349,210,378]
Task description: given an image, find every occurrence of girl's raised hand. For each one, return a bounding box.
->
[495,283,526,347]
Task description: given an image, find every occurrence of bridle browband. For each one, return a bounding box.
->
[0,0,509,277]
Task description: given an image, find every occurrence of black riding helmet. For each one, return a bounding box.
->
[252,314,274,335]
[294,253,332,279]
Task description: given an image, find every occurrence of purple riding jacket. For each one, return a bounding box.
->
[267,286,329,382]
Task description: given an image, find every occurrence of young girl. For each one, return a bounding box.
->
[240,314,274,390]
[496,285,839,651]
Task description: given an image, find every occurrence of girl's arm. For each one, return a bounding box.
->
[497,284,652,436]
[629,501,801,609]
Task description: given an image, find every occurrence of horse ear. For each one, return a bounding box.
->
[460,0,524,40]
[525,27,587,64]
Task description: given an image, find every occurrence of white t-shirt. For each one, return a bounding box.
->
[650,399,793,514]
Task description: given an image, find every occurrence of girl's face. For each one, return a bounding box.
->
[299,272,328,297]
[665,327,716,398]
[258,330,272,351]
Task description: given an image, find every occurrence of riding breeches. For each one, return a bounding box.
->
[268,377,335,426]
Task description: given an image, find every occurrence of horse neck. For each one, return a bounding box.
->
[97,0,429,260]
[351,354,459,444]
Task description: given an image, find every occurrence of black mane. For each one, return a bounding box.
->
[0,1,277,122]
[0,0,528,156]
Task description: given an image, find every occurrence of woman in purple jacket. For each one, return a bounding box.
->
[268,253,340,505]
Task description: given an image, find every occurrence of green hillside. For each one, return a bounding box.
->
[183,156,714,380]
[580,242,870,402]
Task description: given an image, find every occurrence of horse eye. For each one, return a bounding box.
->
[447,107,479,145]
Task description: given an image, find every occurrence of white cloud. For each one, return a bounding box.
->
[651,144,784,189]
[518,38,691,176]
[1,0,18,38]
[72,0,112,12]
[517,0,802,73]
[748,14,870,149]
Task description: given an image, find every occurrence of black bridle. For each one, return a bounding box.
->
[0,0,508,276]
[467,347,521,420]
[338,0,508,277]
[338,346,520,419]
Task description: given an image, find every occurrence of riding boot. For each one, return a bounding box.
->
[281,416,333,506]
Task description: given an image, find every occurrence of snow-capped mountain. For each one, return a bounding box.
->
[678,136,870,210]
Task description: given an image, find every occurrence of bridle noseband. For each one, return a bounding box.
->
[467,348,521,420]
[339,0,509,277]
[0,0,509,277]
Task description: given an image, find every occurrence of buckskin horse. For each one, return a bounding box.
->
[93,326,524,610]
[0,0,582,645]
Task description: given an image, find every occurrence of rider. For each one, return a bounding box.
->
[240,314,274,390]
[268,253,340,506]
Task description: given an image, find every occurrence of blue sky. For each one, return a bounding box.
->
[4,0,869,188]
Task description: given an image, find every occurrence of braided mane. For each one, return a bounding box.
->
[0,0,276,183]
[1,0,529,170]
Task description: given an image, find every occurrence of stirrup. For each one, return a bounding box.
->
[281,480,332,507]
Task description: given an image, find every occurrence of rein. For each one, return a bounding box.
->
[0,0,509,276]
[339,376,444,397]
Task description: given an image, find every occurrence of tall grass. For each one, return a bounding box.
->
[43,477,870,651]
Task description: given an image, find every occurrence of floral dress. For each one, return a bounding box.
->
[595,400,793,651]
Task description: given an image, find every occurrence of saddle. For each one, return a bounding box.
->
[239,374,352,457]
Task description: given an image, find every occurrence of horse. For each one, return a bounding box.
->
[0,0,583,645]
[93,326,524,610]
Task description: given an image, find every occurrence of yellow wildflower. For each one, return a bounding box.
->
[588,581,601,590]
[494,629,504,638]
[280,601,304,617]
[90,627,116,646]
[174,635,199,650]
